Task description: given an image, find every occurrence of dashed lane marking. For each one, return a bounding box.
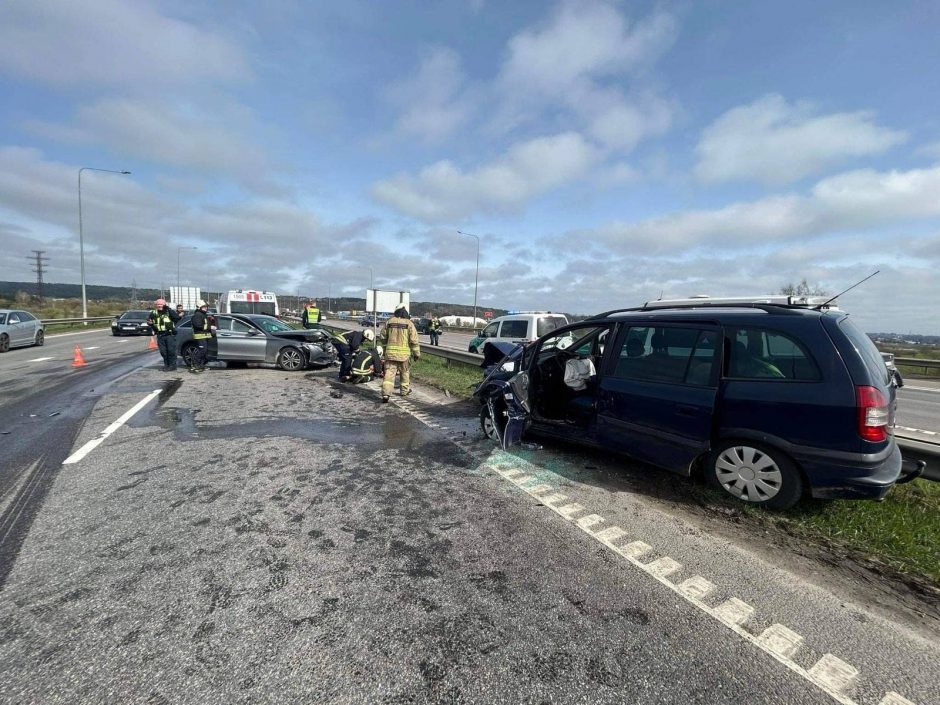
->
[28,357,54,362]
[896,426,938,436]
[390,391,922,705]
[901,385,940,393]
[84,346,100,350]
[62,389,161,465]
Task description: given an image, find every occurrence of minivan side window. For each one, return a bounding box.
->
[726,327,819,381]
[612,326,717,385]
[536,316,565,337]
[500,320,529,338]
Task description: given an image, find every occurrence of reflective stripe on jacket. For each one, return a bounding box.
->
[192,310,213,340]
[380,316,420,361]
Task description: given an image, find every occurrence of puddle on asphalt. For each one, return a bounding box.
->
[127,403,459,457]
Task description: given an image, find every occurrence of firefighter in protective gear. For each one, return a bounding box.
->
[302,301,321,328]
[332,327,375,381]
[349,346,383,383]
[189,300,215,373]
[379,306,420,402]
[148,298,180,371]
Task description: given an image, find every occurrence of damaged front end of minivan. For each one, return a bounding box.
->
[474,342,530,449]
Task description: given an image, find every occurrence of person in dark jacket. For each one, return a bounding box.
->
[332,328,375,381]
[188,300,215,373]
[148,298,180,371]
[428,316,443,346]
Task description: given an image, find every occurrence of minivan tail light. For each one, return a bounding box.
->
[856,385,888,442]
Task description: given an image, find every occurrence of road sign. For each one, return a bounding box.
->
[483,310,493,319]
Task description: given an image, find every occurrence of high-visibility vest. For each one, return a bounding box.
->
[151,309,175,334]
[305,306,320,321]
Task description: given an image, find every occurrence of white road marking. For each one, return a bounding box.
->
[46,329,111,338]
[62,389,161,465]
[901,385,940,393]
[809,654,859,692]
[645,556,682,578]
[390,396,922,705]
[759,624,804,658]
[575,514,605,531]
[28,357,54,362]
[84,346,100,350]
[896,426,938,436]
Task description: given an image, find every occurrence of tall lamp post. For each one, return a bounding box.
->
[457,230,481,329]
[177,246,198,291]
[78,167,131,319]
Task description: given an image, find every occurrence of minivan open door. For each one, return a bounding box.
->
[481,371,531,450]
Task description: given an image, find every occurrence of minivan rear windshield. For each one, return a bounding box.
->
[537,316,567,337]
[838,318,889,385]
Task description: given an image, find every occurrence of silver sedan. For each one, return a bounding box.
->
[0,309,44,352]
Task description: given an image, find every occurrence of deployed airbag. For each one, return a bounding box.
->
[564,357,596,391]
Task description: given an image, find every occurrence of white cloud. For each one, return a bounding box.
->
[695,94,907,185]
[499,3,676,96]
[28,97,271,184]
[389,47,472,143]
[574,162,940,256]
[0,0,248,88]
[372,132,599,222]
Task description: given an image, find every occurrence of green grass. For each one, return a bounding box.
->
[742,479,940,583]
[409,353,482,399]
[46,320,112,334]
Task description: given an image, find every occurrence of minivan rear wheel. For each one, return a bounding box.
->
[707,441,802,510]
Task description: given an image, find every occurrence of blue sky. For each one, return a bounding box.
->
[1,0,939,333]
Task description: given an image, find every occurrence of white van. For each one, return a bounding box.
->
[468,312,569,353]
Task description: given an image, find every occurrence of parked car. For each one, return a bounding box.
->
[111,310,153,336]
[413,317,442,336]
[0,309,44,352]
[475,297,922,509]
[176,313,337,371]
[468,312,568,354]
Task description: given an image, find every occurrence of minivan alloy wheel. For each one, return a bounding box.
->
[707,441,803,509]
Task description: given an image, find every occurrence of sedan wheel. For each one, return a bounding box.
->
[0,334,8,353]
[35,330,44,346]
[180,343,196,367]
[277,347,305,371]
[707,441,802,510]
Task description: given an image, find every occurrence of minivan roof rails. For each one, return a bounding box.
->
[587,295,838,320]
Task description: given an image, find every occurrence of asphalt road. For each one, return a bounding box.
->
[0,360,936,704]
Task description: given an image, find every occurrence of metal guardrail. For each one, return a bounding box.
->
[422,346,484,367]
[41,316,115,325]
[895,357,940,375]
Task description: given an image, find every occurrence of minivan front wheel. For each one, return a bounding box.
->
[707,441,802,510]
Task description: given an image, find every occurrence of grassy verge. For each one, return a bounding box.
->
[409,353,481,399]
[741,479,940,583]
[412,355,940,584]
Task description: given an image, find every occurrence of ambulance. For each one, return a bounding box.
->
[218,289,280,317]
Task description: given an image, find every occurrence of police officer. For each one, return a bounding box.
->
[332,328,375,381]
[189,300,214,374]
[148,298,180,371]
[302,300,321,329]
[379,306,420,402]
[428,315,443,346]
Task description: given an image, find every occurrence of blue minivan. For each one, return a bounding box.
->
[475,298,922,509]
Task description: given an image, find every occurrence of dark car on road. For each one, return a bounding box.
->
[476,296,922,509]
[176,313,337,371]
[111,310,153,336]
[0,309,44,352]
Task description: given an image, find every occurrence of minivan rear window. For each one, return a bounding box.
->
[838,318,889,385]
[537,316,566,337]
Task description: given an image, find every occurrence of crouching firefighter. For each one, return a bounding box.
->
[332,327,375,381]
[379,306,420,402]
[348,347,384,384]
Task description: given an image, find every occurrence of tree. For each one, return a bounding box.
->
[780,279,827,296]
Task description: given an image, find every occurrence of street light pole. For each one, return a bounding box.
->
[457,230,481,329]
[177,246,198,291]
[78,167,131,319]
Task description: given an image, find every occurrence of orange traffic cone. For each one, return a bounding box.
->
[148,335,158,351]
[72,345,87,367]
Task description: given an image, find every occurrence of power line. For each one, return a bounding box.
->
[29,250,49,305]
